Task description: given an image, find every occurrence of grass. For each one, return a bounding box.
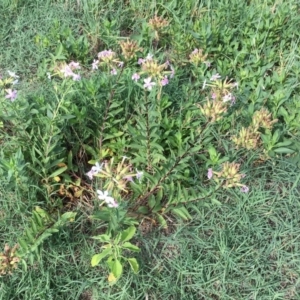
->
[1,0,300,299]
[2,162,300,299]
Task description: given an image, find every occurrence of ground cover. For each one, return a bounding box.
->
[1,0,300,299]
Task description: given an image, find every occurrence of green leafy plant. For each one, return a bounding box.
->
[1,2,300,295]
[18,207,76,266]
[91,226,140,284]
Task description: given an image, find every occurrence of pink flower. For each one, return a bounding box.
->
[108,201,119,208]
[211,93,216,99]
[61,65,74,77]
[86,162,103,180]
[136,169,143,180]
[207,168,213,179]
[143,77,156,90]
[132,169,143,183]
[138,58,145,65]
[222,93,233,103]
[191,49,199,55]
[124,175,134,182]
[5,89,17,101]
[161,76,169,86]
[92,59,99,70]
[241,185,249,193]
[132,73,140,82]
[98,49,114,59]
[111,68,117,75]
[72,73,81,81]
[69,61,80,70]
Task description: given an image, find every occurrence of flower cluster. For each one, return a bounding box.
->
[0,244,20,275]
[198,99,227,122]
[189,48,210,67]
[148,15,169,40]
[252,108,277,131]
[232,127,260,150]
[208,162,249,192]
[0,71,19,101]
[86,157,143,209]
[232,108,277,150]
[148,15,169,31]
[199,74,238,122]
[131,54,174,94]
[59,61,81,81]
[206,75,238,104]
[92,49,124,75]
[119,39,143,60]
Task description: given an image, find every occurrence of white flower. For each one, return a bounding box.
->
[111,68,117,75]
[91,162,103,173]
[143,77,156,90]
[232,82,239,89]
[210,73,221,81]
[146,53,153,61]
[136,169,143,181]
[107,200,119,208]
[86,162,103,180]
[132,73,140,82]
[69,61,81,70]
[72,73,81,81]
[7,70,19,78]
[97,190,110,200]
[222,93,233,102]
[92,59,99,70]
[97,190,119,208]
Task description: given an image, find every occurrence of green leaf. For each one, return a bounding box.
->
[273,147,295,154]
[102,131,124,141]
[91,210,111,221]
[60,212,77,223]
[274,140,293,147]
[128,258,139,273]
[156,214,167,229]
[120,226,136,242]
[32,211,43,228]
[148,195,156,209]
[112,259,123,278]
[137,206,149,214]
[18,238,29,252]
[25,228,35,243]
[171,206,192,220]
[122,242,140,252]
[92,234,111,242]
[211,198,222,206]
[91,248,112,267]
[49,166,68,178]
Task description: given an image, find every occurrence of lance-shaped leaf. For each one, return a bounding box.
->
[91,248,112,267]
